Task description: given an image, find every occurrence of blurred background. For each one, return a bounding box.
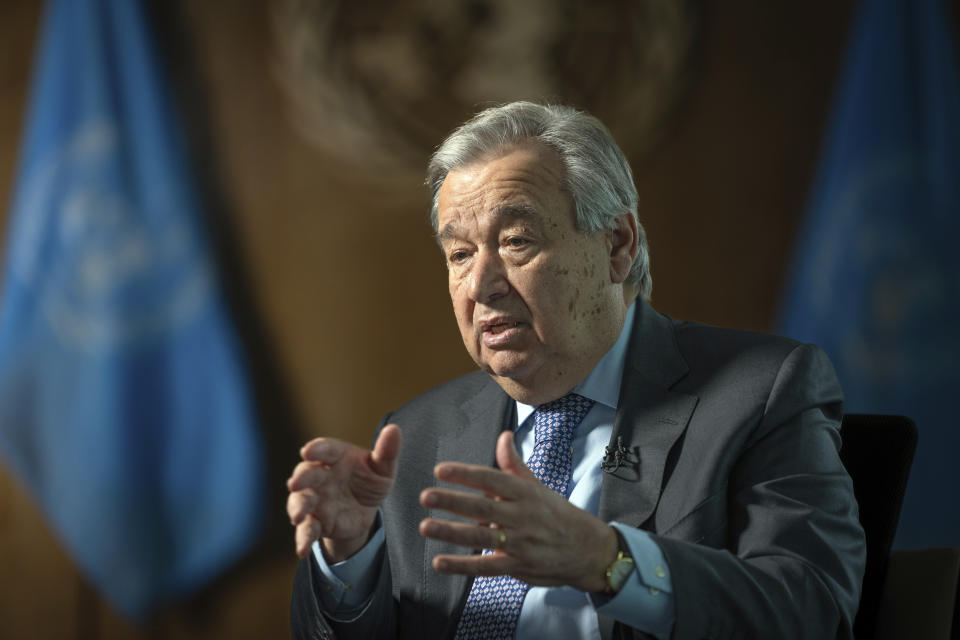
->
[0,0,956,638]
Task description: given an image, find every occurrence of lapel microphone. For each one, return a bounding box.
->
[601,436,636,474]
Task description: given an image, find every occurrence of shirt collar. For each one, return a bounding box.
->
[515,301,636,425]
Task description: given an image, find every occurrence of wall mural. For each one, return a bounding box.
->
[272,0,701,184]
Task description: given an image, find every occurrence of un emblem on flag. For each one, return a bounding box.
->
[10,120,212,352]
[801,154,959,396]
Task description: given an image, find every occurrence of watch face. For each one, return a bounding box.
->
[608,556,635,593]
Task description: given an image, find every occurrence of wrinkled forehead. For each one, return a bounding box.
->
[436,143,572,237]
[437,203,541,243]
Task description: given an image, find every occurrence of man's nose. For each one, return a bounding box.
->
[468,249,509,303]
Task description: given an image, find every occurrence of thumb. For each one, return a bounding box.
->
[496,431,535,480]
[370,423,402,479]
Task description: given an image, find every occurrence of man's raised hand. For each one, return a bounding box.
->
[287,424,402,562]
[418,430,617,592]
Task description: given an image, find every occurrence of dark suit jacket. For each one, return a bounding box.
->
[291,300,866,640]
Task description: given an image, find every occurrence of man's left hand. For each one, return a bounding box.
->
[418,430,618,593]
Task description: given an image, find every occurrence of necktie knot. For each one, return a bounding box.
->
[528,393,595,497]
[533,393,594,446]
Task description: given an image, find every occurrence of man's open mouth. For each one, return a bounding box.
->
[486,322,522,335]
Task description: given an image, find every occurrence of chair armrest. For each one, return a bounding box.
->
[875,547,960,640]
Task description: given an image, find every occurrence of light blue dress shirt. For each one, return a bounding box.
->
[313,303,675,639]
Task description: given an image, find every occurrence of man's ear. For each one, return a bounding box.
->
[607,213,639,284]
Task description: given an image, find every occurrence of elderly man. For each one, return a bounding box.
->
[287,102,865,639]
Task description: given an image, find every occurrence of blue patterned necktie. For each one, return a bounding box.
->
[454,393,595,640]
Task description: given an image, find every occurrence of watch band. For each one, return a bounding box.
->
[604,528,635,594]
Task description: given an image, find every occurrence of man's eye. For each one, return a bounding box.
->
[506,236,529,248]
[448,250,469,263]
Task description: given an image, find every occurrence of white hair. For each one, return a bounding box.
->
[426,101,651,299]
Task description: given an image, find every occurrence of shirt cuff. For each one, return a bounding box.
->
[311,519,385,618]
[592,522,675,640]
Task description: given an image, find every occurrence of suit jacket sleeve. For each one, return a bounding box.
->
[289,369,506,640]
[653,343,865,640]
[290,417,401,640]
[291,544,398,640]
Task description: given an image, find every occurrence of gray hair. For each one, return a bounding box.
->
[426,101,652,300]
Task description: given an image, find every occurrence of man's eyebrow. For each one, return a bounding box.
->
[436,204,540,244]
[492,203,539,223]
[436,223,459,243]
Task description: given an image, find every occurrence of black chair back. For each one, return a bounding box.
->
[839,414,918,640]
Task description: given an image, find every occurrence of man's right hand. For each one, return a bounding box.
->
[286,424,402,562]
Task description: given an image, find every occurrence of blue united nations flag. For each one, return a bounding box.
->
[779,0,960,547]
[0,0,264,617]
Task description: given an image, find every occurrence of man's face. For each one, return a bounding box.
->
[436,142,628,404]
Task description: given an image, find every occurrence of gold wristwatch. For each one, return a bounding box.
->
[604,529,635,594]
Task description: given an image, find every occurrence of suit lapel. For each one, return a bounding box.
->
[434,377,512,468]
[425,376,514,631]
[423,302,696,636]
[598,300,699,529]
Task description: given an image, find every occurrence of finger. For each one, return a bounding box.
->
[419,487,517,525]
[370,424,402,479]
[294,516,323,558]
[287,462,321,491]
[496,431,536,481]
[286,488,319,525]
[432,551,514,576]
[301,438,350,465]
[287,460,326,491]
[419,517,507,551]
[433,462,527,500]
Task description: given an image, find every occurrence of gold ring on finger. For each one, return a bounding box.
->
[496,530,507,550]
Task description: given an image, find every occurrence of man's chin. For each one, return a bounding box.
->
[480,358,547,404]
[481,352,590,406]
[478,353,536,382]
